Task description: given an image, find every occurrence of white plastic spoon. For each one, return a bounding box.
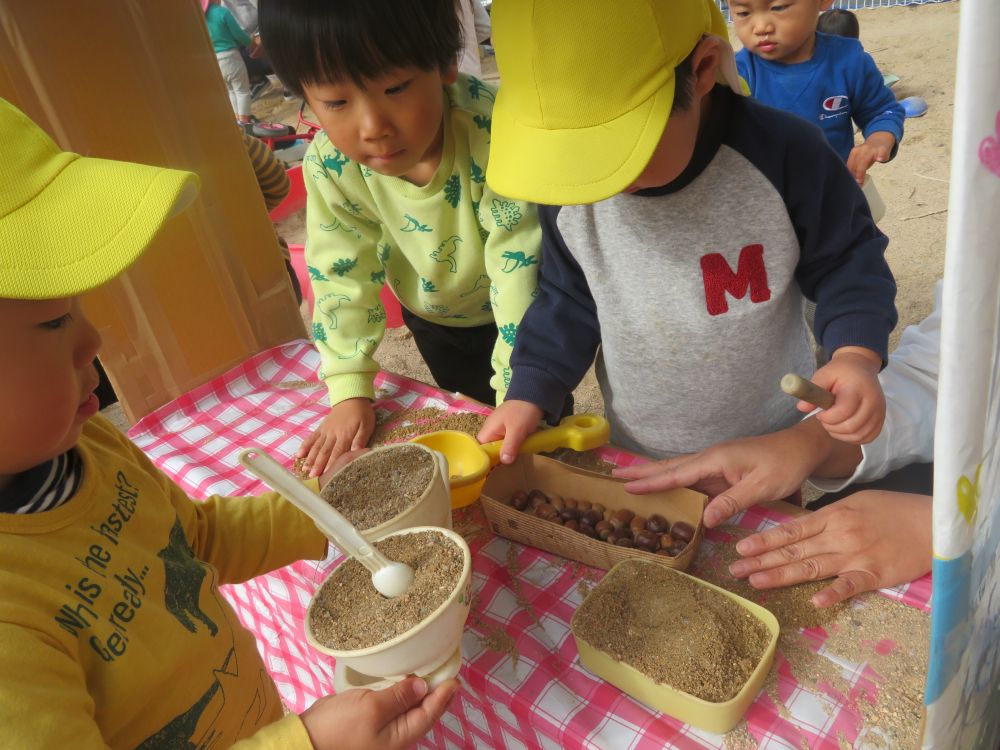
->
[238,448,415,598]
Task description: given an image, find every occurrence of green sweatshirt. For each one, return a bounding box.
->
[303,74,541,407]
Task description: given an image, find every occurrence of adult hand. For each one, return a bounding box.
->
[613,418,834,527]
[476,400,543,464]
[729,491,932,607]
[297,398,375,478]
[846,131,895,185]
[808,347,885,444]
[301,676,458,750]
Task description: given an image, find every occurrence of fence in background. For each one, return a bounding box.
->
[718,0,955,19]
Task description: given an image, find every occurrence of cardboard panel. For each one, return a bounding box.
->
[0,1,305,421]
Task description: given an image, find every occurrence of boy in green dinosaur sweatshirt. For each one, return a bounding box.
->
[261,0,542,477]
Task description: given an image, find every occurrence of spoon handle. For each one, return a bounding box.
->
[238,448,388,575]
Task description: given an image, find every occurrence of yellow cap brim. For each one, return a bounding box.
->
[489,76,676,206]
[0,155,198,300]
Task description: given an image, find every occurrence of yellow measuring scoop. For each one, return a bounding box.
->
[411,413,610,508]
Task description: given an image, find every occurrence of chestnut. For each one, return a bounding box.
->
[528,489,549,509]
[595,520,613,540]
[634,530,660,552]
[582,509,604,527]
[559,507,582,522]
[536,502,559,521]
[629,515,647,535]
[563,519,580,533]
[511,490,530,511]
[609,508,635,531]
[614,537,637,548]
[646,514,670,534]
[671,521,695,543]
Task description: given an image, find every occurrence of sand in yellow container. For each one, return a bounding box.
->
[571,558,779,734]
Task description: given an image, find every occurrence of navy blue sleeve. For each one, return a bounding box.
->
[727,98,897,364]
[851,48,904,160]
[506,205,601,418]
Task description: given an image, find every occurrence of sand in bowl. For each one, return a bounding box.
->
[574,563,770,703]
[319,444,434,530]
[310,530,464,651]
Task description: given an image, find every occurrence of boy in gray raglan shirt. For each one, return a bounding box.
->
[477,0,896,468]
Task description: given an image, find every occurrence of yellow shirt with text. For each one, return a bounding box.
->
[0,416,327,749]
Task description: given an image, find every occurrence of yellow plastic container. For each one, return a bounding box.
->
[410,413,609,509]
[571,559,779,735]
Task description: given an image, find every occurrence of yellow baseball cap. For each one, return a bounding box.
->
[489,0,743,205]
[0,98,199,300]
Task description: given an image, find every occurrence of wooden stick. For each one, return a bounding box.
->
[780,374,834,409]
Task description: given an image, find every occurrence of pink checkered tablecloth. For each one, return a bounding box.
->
[128,340,932,749]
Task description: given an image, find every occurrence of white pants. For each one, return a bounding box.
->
[216,48,251,118]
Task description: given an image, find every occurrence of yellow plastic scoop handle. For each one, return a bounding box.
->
[480,413,610,466]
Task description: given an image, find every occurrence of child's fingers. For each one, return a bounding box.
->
[380,678,458,749]
[476,413,507,444]
[297,430,320,458]
[311,433,349,477]
[499,421,533,464]
[815,390,862,427]
[350,421,373,452]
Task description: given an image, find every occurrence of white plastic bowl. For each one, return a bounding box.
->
[319,443,453,537]
[306,526,472,681]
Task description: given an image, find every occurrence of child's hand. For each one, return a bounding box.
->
[846,131,895,185]
[806,347,885,444]
[729,491,932,607]
[613,419,833,528]
[298,398,375,478]
[300,676,458,750]
[477,400,544,464]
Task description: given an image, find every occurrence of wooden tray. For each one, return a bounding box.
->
[480,455,705,571]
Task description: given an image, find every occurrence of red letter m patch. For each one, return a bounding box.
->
[700,244,771,316]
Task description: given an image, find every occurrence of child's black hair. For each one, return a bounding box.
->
[259,0,462,97]
[817,9,860,39]
[672,49,696,112]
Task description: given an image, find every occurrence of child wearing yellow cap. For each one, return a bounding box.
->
[0,98,454,748]
[479,0,897,471]
[259,0,543,478]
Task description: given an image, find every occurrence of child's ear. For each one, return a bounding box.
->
[690,36,726,99]
[441,62,459,86]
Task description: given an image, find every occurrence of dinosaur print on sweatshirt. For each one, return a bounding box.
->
[491,200,522,231]
[317,292,352,330]
[401,214,432,233]
[500,251,537,273]
[431,235,462,273]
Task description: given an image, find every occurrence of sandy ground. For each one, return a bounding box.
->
[261,2,959,420]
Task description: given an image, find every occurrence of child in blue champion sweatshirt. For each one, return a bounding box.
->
[732,0,904,186]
